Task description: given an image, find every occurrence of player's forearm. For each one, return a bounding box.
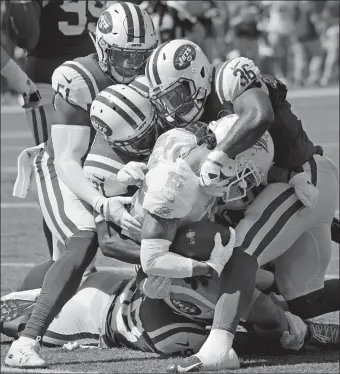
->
[216,111,269,159]
[52,125,104,210]
[96,218,141,264]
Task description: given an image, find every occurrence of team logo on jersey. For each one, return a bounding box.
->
[91,115,113,137]
[154,205,173,218]
[98,11,113,34]
[170,298,201,316]
[186,230,196,245]
[173,44,196,70]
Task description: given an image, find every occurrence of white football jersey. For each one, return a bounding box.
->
[215,57,262,104]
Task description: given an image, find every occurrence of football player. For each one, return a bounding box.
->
[145,40,340,371]
[5,3,158,369]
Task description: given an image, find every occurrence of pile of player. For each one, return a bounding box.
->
[1,2,339,372]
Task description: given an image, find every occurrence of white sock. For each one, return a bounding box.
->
[196,329,234,366]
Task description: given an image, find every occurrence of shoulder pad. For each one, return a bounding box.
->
[143,159,199,219]
[52,60,101,111]
[215,57,261,104]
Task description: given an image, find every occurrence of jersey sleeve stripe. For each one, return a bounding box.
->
[96,94,139,130]
[120,2,134,42]
[104,87,146,122]
[83,160,120,176]
[31,109,40,145]
[152,41,170,85]
[133,4,146,43]
[38,106,49,143]
[129,80,149,96]
[216,61,229,104]
[63,62,99,102]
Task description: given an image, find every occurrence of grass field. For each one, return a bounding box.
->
[1,87,339,373]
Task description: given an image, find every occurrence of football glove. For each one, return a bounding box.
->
[289,172,319,213]
[205,227,236,276]
[141,275,172,299]
[117,161,148,186]
[280,312,307,351]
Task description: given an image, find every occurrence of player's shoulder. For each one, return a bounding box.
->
[214,57,261,104]
[143,158,199,219]
[52,54,111,111]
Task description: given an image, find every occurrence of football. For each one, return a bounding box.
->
[170,220,232,261]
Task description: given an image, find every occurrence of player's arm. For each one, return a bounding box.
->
[52,95,106,211]
[141,212,212,278]
[216,88,274,158]
[9,0,40,51]
[96,215,141,264]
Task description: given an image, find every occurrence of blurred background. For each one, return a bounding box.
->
[1,0,339,105]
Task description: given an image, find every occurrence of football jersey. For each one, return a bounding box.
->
[45,53,114,160]
[200,57,316,170]
[25,0,103,83]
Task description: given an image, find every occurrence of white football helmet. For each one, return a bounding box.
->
[145,39,212,127]
[90,83,161,156]
[94,2,158,83]
[208,114,274,203]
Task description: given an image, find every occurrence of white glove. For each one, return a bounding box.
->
[289,172,319,212]
[200,150,235,188]
[93,195,142,233]
[280,312,307,351]
[141,275,172,299]
[205,227,236,276]
[117,161,148,186]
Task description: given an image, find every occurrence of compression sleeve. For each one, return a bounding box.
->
[52,125,104,210]
[140,238,194,278]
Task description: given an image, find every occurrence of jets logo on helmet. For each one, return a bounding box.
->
[98,11,113,34]
[146,39,212,127]
[94,2,158,84]
[173,44,197,70]
[90,84,161,156]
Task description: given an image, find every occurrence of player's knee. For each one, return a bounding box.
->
[65,230,98,269]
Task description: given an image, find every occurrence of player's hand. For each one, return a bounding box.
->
[205,227,236,276]
[289,172,319,214]
[200,150,235,188]
[94,196,142,232]
[280,312,307,351]
[22,86,41,109]
[117,161,148,186]
[141,275,172,299]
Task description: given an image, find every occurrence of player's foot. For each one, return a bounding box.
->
[5,336,47,368]
[306,321,339,349]
[1,290,38,323]
[166,349,240,373]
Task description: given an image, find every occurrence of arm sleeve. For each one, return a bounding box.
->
[52,125,104,208]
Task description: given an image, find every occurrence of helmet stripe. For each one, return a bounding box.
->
[129,80,149,97]
[104,87,146,122]
[96,94,138,129]
[120,2,134,42]
[134,4,145,43]
[152,41,170,85]
[217,61,229,104]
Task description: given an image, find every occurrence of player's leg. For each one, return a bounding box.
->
[44,271,128,347]
[275,225,340,347]
[5,150,98,368]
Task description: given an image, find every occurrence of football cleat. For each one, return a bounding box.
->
[5,336,47,368]
[306,321,339,349]
[166,355,203,373]
[1,290,38,323]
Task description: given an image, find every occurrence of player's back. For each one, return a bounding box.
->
[26,0,104,83]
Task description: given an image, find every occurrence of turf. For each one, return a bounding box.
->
[1,88,339,372]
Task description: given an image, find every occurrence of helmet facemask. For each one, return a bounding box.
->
[96,36,156,83]
[150,78,208,127]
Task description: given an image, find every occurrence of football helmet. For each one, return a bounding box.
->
[94,2,158,83]
[145,39,212,127]
[208,114,274,203]
[90,83,161,156]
